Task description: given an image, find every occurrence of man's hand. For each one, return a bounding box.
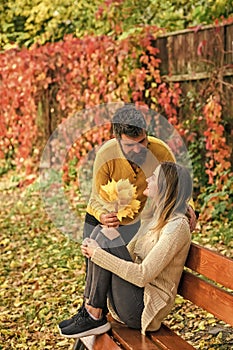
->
[81,238,100,258]
[188,206,197,232]
[100,212,120,228]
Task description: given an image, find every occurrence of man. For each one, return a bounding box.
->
[83,104,195,244]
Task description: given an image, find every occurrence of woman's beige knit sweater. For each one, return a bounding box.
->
[91,214,191,334]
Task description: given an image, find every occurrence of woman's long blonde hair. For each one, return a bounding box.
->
[142,162,193,233]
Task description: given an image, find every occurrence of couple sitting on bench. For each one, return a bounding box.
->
[58,161,194,338]
[58,106,196,340]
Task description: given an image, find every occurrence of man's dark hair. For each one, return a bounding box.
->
[112,105,147,138]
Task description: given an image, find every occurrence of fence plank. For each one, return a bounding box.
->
[157,23,233,76]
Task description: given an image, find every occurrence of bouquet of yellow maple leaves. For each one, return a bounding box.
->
[99,179,141,221]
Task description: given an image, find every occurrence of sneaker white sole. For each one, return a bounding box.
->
[59,322,111,339]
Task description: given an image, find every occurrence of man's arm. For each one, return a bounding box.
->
[86,150,120,227]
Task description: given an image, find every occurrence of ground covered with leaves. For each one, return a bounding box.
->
[0,171,232,349]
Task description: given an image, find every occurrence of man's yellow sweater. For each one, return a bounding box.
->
[86,136,176,225]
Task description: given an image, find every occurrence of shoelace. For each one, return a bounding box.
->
[74,307,89,325]
[72,309,82,321]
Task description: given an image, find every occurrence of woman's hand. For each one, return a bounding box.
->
[81,238,100,258]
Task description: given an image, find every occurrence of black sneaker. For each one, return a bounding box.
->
[58,303,84,329]
[59,307,111,338]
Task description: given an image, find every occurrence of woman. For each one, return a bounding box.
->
[59,162,193,338]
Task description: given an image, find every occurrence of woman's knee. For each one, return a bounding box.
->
[119,310,141,329]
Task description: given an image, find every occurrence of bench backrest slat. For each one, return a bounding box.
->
[178,270,233,326]
[185,243,233,290]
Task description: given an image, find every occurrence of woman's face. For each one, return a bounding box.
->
[143,167,159,198]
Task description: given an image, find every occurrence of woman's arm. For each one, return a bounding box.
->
[89,218,190,287]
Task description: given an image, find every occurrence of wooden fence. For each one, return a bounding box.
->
[156,22,233,81]
[155,22,233,154]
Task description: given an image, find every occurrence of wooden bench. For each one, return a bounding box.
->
[73,242,233,350]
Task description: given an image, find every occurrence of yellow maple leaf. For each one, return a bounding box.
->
[99,179,140,221]
[99,179,118,202]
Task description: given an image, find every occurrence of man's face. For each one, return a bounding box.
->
[119,132,148,166]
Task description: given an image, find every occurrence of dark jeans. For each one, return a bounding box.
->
[84,226,144,329]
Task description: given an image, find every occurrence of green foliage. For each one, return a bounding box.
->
[188,136,208,197]
[192,0,233,24]
[199,170,233,225]
[1,0,233,49]
[179,91,208,195]
[0,0,102,48]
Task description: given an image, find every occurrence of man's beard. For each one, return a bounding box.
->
[125,147,148,166]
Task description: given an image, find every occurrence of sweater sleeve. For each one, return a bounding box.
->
[91,218,190,287]
[86,151,111,221]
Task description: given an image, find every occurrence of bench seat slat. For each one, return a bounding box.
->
[74,333,122,350]
[186,243,233,290]
[178,270,233,326]
[149,324,195,350]
[111,320,161,350]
